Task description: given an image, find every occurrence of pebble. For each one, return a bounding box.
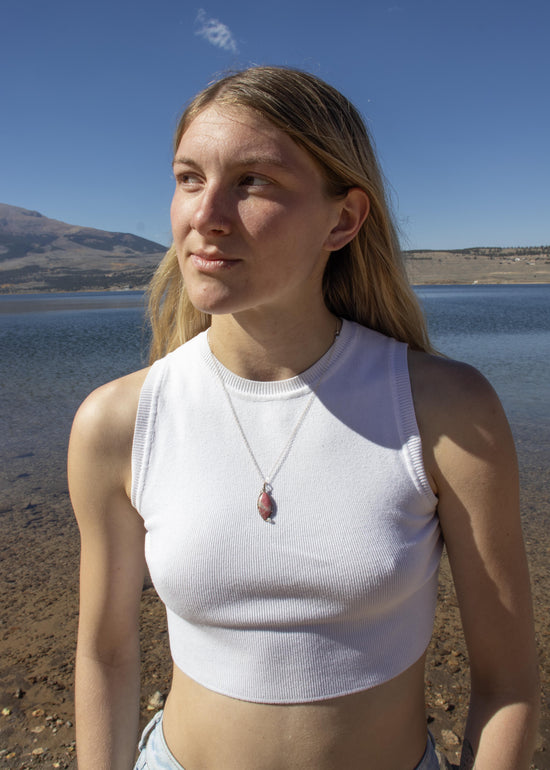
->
[32,747,45,755]
[441,728,461,747]
[32,708,45,717]
[147,690,166,710]
[1,707,12,716]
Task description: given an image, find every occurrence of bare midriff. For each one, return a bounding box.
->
[161,654,429,770]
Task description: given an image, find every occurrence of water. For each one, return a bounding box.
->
[417,285,550,429]
[1,286,549,519]
[0,292,150,503]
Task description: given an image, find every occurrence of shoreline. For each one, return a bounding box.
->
[1,277,550,296]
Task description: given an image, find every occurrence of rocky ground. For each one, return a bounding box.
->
[0,462,548,769]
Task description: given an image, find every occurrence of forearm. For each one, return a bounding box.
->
[460,692,540,769]
[75,649,141,770]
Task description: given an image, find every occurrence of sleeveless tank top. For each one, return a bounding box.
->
[132,320,442,703]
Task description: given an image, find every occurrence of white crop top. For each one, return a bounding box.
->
[131,320,442,704]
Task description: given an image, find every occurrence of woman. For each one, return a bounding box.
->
[68,67,539,769]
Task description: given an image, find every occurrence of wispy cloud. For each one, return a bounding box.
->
[195,9,238,54]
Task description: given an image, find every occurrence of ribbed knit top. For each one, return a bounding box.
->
[131,320,441,704]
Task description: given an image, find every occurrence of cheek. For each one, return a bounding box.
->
[237,197,287,232]
[170,194,190,238]
[170,196,179,235]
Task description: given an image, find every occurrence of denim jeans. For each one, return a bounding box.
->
[135,710,444,769]
[414,730,445,770]
[134,710,185,769]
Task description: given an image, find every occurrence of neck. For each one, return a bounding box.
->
[208,309,340,381]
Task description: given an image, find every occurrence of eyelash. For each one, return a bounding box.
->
[176,173,200,186]
[240,174,270,187]
[174,172,271,189]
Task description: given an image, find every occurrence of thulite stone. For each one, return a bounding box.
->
[257,490,273,521]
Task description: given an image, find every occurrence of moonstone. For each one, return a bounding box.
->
[257,489,273,521]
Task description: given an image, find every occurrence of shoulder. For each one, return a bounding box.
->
[69,367,151,491]
[406,349,516,493]
[407,348,506,429]
[71,367,151,446]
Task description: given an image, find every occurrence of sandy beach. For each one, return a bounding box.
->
[0,445,548,769]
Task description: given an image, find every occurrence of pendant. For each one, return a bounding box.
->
[257,484,273,522]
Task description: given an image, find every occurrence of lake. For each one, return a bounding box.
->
[1,285,549,525]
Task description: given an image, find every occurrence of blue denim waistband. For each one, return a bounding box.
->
[134,710,185,769]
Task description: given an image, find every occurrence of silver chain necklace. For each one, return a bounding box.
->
[208,322,341,523]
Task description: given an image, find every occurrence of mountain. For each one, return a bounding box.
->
[0,204,167,292]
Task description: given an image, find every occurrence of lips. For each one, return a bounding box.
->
[189,250,239,272]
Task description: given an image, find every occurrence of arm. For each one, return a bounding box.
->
[409,353,540,770]
[68,370,150,770]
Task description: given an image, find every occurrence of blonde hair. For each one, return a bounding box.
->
[148,66,432,362]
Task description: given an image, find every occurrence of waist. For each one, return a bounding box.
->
[162,659,429,770]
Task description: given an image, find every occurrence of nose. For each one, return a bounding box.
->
[190,183,231,236]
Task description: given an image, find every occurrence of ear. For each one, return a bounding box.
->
[323,188,370,252]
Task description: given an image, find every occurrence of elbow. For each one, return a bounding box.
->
[76,631,141,671]
[470,668,541,729]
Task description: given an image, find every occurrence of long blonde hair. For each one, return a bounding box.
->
[148,66,432,362]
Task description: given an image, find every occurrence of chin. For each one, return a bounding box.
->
[186,288,239,316]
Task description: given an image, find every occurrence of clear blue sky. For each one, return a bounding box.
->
[1,0,548,250]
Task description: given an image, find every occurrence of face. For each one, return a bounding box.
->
[170,105,347,319]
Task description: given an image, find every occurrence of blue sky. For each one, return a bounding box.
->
[1,0,548,250]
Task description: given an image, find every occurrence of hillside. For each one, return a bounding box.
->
[404,246,550,284]
[1,203,549,292]
[0,204,166,292]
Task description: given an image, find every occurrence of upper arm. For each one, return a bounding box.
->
[409,352,539,698]
[68,369,150,663]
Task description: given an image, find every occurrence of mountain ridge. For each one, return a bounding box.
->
[0,203,167,291]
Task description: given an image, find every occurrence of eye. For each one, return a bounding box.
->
[174,171,202,188]
[239,174,270,188]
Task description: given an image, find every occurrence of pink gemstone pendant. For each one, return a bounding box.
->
[257,487,273,522]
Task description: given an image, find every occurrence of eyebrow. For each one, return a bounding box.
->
[172,155,292,172]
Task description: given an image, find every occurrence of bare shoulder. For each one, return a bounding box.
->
[406,349,516,494]
[407,348,502,417]
[68,367,151,507]
[407,349,510,440]
[70,367,151,452]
